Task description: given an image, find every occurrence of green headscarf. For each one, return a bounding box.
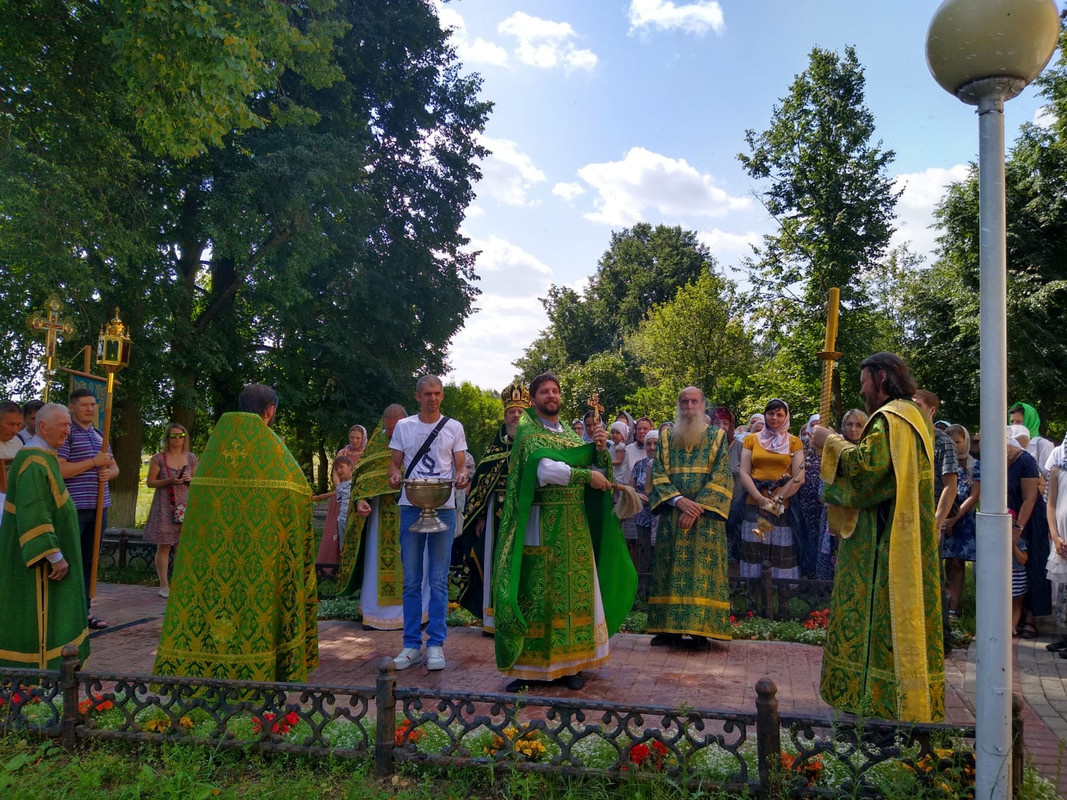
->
[1009,402,1041,440]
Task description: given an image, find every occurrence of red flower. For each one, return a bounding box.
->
[629,743,650,766]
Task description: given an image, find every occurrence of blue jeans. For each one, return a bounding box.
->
[400,506,455,649]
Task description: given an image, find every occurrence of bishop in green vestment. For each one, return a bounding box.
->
[493,374,636,688]
[812,353,945,722]
[155,385,318,683]
[0,404,89,669]
[648,387,733,645]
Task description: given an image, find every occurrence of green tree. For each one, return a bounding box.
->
[628,271,755,419]
[516,224,717,372]
[441,382,503,463]
[0,0,491,521]
[738,45,899,414]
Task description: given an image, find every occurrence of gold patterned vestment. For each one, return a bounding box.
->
[0,445,89,669]
[493,409,636,680]
[337,419,404,621]
[154,413,318,683]
[453,423,512,626]
[647,425,734,638]
[819,400,944,722]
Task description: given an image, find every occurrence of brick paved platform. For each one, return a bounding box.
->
[85,584,1067,794]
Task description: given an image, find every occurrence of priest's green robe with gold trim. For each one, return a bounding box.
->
[0,446,89,669]
[819,399,945,722]
[154,413,318,683]
[493,409,636,680]
[647,425,733,639]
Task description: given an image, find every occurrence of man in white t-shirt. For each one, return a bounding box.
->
[388,375,469,671]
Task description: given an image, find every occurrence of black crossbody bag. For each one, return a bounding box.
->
[403,416,452,480]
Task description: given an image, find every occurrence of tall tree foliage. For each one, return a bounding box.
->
[513,224,718,418]
[628,271,754,421]
[0,0,491,522]
[739,46,899,412]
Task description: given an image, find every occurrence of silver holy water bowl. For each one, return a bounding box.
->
[403,478,454,533]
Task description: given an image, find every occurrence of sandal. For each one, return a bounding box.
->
[1019,623,1038,639]
[87,616,109,630]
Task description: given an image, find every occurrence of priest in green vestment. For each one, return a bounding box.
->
[493,373,637,692]
[811,353,945,722]
[337,404,425,631]
[0,403,89,669]
[452,382,529,630]
[648,386,734,648]
[154,384,318,683]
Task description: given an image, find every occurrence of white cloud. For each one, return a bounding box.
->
[576,147,751,226]
[891,164,970,260]
[552,182,585,202]
[446,237,555,389]
[498,12,598,71]
[1034,105,1057,129]
[434,2,509,66]
[628,0,725,36]
[464,205,485,219]
[476,135,546,206]
[697,229,759,265]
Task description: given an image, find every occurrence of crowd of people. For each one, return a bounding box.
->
[4,354,1067,725]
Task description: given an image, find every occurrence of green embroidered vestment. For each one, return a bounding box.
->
[154,413,319,683]
[337,418,402,605]
[647,426,734,638]
[493,409,636,676]
[0,447,89,669]
[819,402,945,722]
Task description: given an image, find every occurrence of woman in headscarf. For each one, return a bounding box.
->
[337,424,368,464]
[738,399,805,579]
[1010,402,1054,486]
[1008,425,1051,638]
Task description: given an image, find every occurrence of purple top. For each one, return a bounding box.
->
[57,424,112,510]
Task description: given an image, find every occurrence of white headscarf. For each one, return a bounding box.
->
[757,400,792,455]
[1006,424,1025,450]
[610,421,629,440]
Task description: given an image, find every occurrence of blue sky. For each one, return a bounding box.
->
[438,0,1057,392]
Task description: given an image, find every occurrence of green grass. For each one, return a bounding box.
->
[0,734,1059,800]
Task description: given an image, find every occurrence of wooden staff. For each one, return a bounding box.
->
[818,287,842,428]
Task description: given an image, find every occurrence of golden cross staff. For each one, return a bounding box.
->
[28,296,76,403]
[586,391,604,427]
[817,288,842,427]
[584,390,641,519]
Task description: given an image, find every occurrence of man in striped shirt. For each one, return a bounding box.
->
[57,388,119,629]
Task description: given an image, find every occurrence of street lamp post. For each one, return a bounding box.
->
[926,2,1059,798]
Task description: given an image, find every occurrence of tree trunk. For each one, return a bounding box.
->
[109,393,143,528]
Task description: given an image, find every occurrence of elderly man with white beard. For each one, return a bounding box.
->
[647,386,734,649]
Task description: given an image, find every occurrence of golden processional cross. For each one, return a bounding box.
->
[586,391,604,427]
[28,295,76,402]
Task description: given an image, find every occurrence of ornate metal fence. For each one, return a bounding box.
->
[0,647,1019,797]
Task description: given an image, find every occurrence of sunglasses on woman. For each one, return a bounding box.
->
[168,432,186,438]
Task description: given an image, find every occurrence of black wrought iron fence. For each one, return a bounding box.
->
[0,647,1018,797]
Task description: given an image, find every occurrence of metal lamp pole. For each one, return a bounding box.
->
[926,2,1059,798]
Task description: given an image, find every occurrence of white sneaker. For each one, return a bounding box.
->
[393,647,422,670]
[426,645,446,671]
